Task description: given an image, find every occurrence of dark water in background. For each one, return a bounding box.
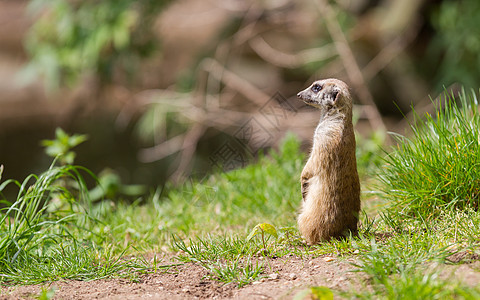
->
[0,111,236,200]
[0,113,170,199]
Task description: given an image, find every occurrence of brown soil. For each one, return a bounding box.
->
[3,254,480,299]
[1,255,361,299]
[447,251,480,264]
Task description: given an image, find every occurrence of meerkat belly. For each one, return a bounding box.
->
[303,173,344,221]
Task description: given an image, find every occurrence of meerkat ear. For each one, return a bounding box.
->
[331,90,339,101]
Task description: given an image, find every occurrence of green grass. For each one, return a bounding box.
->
[93,134,306,251]
[3,242,148,284]
[0,163,92,278]
[352,231,451,281]
[347,88,480,298]
[174,235,264,287]
[159,134,304,235]
[380,88,480,222]
[0,163,158,284]
[351,270,480,299]
[342,211,480,299]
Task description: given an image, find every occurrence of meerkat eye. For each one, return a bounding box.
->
[311,84,322,93]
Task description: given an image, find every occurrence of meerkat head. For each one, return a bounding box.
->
[297,78,352,115]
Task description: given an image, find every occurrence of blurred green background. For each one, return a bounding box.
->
[0,0,477,188]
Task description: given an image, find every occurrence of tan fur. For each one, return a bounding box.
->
[297,78,360,244]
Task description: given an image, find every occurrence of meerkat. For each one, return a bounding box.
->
[297,78,360,244]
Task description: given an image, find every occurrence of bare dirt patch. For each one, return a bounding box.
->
[4,255,480,299]
[1,255,360,299]
[447,251,480,264]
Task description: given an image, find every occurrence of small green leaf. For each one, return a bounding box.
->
[246,225,260,241]
[37,286,56,300]
[293,286,334,300]
[45,144,64,157]
[41,128,88,164]
[55,127,68,141]
[258,223,278,238]
[40,139,54,147]
[63,152,76,165]
[68,134,88,148]
[310,287,334,299]
[246,223,278,241]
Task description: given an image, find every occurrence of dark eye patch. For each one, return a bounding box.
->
[311,84,322,93]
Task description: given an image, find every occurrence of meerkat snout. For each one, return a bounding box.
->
[297,78,360,244]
